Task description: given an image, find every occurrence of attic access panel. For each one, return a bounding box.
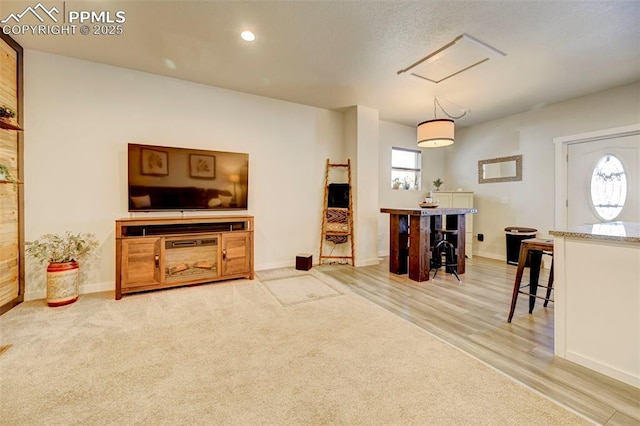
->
[398,33,506,83]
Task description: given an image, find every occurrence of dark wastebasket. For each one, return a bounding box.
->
[504,227,537,265]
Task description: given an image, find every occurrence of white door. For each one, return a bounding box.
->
[567,134,640,227]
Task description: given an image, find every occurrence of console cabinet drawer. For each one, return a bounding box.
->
[221,233,251,276]
[120,238,163,288]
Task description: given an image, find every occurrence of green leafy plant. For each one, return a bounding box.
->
[432,178,443,190]
[0,163,19,189]
[403,176,416,190]
[0,105,16,119]
[26,232,99,264]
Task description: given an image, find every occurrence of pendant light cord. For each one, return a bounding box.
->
[434,98,467,120]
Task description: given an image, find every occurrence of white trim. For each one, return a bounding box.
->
[81,281,114,295]
[255,260,298,271]
[473,251,504,262]
[473,251,551,269]
[24,280,115,301]
[24,290,46,302]
[565,351,640,389]
[553,123,640,230]
[355,257,382,267]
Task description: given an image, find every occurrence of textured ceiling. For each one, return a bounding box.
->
[3,0,640,127]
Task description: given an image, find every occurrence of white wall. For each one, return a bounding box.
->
[353,105,380,266]
[447,81,640,260]
[23,51,345,300]
[21,51,640,299]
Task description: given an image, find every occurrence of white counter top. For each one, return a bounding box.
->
[550,221,640,244]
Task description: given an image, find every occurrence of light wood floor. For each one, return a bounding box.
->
[318,256,640,426]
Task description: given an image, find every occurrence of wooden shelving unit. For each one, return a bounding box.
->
[0,119,22,131]
[0,33,24,315]
[319,158,354,265]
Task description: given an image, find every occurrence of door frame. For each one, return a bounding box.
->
[553,123,640,229]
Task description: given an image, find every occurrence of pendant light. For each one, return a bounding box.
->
[417,98,466,148]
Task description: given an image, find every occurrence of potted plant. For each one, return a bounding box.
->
[0,105,21,130]
[26,232,99,306]
[0,105,16,119]
[432,178,444,191]
[403,176,415,190]
[0,163,20,190]
[392,178,401,190]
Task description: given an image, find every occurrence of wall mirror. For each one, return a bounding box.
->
[478,155,522,184]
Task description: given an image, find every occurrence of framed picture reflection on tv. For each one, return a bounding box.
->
[189,154,216,179]
[141,148,169,176]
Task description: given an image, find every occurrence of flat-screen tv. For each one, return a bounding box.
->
[128,143,249,211]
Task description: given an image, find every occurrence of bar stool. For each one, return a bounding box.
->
[507,238,554,322]
[431,229,460,281]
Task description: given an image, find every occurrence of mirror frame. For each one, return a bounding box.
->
[478,155,522,184]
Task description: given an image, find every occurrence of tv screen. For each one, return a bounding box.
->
[128,143,249,211]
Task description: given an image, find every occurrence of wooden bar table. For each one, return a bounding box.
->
[380,207,478,282]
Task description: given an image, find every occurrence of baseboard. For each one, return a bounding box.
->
[81,281,114,295]
[255,256,379,271]
[473,251,551,269]
[565,351,640,389]
[23,290,45,302]
[255,260,298,271]
[24,281,114,302]
[377,250,390,257]
[474,250,505,261]
[355,257,382,267]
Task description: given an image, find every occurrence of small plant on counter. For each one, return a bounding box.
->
[0,163,20,189]
[432,178,443,190]
[403,176,417,190]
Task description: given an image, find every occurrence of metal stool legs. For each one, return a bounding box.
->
[432,239,460,282]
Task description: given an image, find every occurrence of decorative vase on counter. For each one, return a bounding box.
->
[46,261,80,307]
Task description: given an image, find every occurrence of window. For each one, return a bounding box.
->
[590,154,627,221]
[391,147,421,190]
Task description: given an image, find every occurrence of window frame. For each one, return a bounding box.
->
[590,153,627,221]
[391,147,422,191]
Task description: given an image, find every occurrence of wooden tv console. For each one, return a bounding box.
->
[115,216,254,299]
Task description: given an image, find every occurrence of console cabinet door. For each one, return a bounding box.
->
[221,232,250,276]
[121,237,163,288]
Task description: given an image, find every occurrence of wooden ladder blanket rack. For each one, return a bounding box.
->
[319,158,354,265]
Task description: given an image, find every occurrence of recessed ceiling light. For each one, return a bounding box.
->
[241,31,256,42]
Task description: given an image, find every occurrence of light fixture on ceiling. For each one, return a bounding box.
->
[417,98,467,148]
[241,30,256,42]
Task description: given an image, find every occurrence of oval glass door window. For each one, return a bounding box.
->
[590,154,627,220]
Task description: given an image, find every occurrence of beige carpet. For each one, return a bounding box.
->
[0,270,591,425]
[262,273,342,306]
